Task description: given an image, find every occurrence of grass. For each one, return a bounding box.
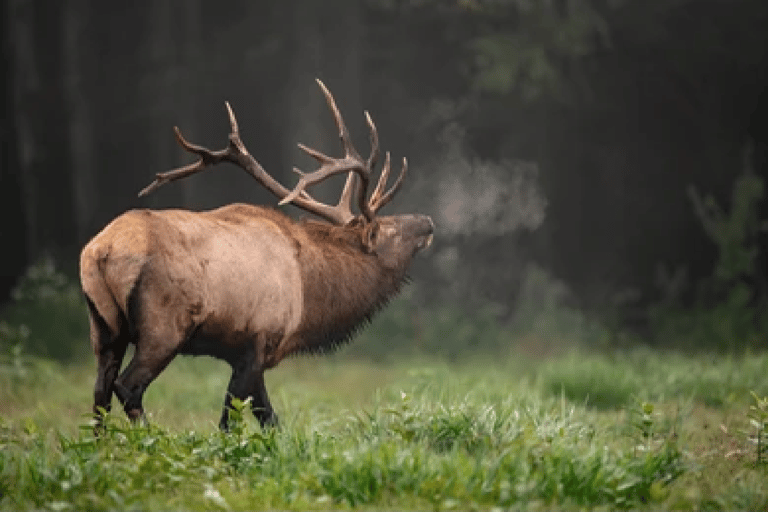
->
[1,348,767,510]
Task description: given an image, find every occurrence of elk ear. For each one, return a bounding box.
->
[362,221,380,253]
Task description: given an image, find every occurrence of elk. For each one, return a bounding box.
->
[79,80,434,431]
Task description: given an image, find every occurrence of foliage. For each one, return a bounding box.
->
[0,257,88,361]
[468,1,608,101]
[744,391,768,466]
[0,327,31,381]
[649,281,767,351]
[650,149,768,351]
[688,151,766,287]
[376,0,615,101]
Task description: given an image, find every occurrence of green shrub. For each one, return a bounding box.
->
[0,256,89,361]
[650,148,768,351]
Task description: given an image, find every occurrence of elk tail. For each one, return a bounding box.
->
[79,247,122,342]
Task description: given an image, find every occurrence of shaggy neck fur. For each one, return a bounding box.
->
[293,220,409,354]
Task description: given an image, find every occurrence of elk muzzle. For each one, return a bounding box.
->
[406,214,434,251]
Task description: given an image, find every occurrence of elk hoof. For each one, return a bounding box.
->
[126,408,146,425]
[260,411,279,429]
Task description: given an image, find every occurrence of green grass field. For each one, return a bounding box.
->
[1,345,767,511]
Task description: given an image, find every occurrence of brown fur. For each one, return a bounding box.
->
[275,219,408,362]
[81,202,433,429]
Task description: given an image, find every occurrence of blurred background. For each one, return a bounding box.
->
[2,0,768,361]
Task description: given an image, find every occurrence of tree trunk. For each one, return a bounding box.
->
[32,0,77,258]
[144,0,182,208]
[324,0,363,141]
[10,0,77,262]
[9,0,39,260]
[284,0,326,199]
[177,0,201,208]
[0,0,28,301]
[63,0,96,244]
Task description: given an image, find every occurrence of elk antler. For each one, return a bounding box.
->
[368,152,408,215]
[139,80,407,224]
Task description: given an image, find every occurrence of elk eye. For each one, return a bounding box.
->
[363,223,380,252]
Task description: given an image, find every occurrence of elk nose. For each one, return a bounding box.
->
[417,215,435,249]
[423,216,435,237]
[413,214,434,234]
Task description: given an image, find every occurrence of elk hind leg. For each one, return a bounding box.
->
[89,307,129,431]
[113,322,184,425]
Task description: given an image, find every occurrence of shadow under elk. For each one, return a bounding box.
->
[80,80,434,431]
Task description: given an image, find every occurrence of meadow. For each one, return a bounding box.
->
[1,345,767,511]
[1,260,767,510]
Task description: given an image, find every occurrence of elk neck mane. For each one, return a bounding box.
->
[292,218,409,355]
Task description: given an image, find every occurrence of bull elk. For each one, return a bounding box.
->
[79,80,434,431]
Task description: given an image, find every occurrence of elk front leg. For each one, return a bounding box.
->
[219,363,249,431]
[250,369,278,428]
[219,345,277,431]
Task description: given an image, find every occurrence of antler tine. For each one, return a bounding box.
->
[360,106,405,214]
[224,102,238,131]
[138,102,245,198]
[370,156,408,214]
[367,152,391,209]
[364,111,380,171]
[296,143,335,164]
[329,111,378,219]
[316,78,362,161]
[337,173,358,209]
[138,126,231,198]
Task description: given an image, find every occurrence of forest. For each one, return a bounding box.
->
[3,0,768,354]
[2,1,768,510]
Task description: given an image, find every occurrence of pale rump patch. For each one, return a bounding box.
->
[80,212,152,337]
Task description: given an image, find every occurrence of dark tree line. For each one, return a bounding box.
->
[2,0,767,334]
